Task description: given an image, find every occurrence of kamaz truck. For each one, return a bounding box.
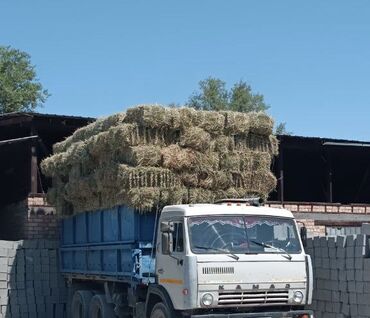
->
[61,200,313,318]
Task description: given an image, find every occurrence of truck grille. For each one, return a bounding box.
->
[202,267,234,275]
[218,290,289,306]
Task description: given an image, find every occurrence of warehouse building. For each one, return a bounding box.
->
[1,112,370,238]
[269,135,370,236]
[0,112,93,240]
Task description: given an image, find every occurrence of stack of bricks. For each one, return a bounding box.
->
[306,234,370,318]
[0,240,67,318]
[25,195,59,240]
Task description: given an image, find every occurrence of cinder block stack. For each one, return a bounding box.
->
[306,234,370,318]
[0,240,67,318]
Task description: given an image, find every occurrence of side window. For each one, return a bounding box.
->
[172,222,184,253]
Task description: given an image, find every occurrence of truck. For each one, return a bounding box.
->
[61,200,314,318]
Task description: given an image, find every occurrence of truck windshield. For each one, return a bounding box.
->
[188,216,301,255]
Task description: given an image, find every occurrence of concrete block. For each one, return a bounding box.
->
[347,235,356,246]
[356,269,364,281]
[346,257,355,269]
[346,269,355,281]
[345,246,355,258]
[355,257,364,270]
[358,304,370,316]
[361,223,370,234]
[355,245,368,257]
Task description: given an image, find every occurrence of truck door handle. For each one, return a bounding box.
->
[158,268,164,274]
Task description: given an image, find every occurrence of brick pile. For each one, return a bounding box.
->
[0,240,67,318]
[306,234,370,318]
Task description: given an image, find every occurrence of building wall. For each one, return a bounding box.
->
[0,195,58,241]
[267,202,370,238]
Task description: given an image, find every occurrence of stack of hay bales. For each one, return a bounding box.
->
[41,105,278,215]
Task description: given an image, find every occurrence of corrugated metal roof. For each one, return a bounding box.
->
[278,134,370,145]
[0,111,95,121]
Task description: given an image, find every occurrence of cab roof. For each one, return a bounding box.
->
[161,204,294,219]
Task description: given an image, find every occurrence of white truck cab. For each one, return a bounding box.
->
[151,202,314,318]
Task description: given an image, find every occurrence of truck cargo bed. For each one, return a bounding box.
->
[60,205,156,284]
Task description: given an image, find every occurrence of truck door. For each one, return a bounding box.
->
[156,220,186,310]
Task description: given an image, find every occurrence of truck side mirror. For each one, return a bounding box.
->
[160,221,174,233]
[300,226,307,247]
[161,232,173,255]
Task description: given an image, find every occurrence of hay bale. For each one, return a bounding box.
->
[161,145,197,171]
[219,152,241,172]
[160,187,187,206]
[45,105,278,215]
[177,107,201,127]
[125,105,173,129]
[131,145,162,166]
[179,172,198,188]
[117,165,181,189]
[198,111,225,135]
[53,113,125,153]
[212,136,234,153]
[223,111,250,134]
[269,135,279,156]
[187,188,215,204]
[249,112,274,135]
[180,127,211,152]
[127,187,161,211]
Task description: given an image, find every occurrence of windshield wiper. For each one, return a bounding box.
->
[193,245,239,261]
[250,240,292,261]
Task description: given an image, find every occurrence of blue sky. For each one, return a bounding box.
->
[1,1,369,140]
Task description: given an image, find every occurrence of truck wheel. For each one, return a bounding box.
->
[71,290,93,318]
[89,294,115,318]
[150,302,175,318]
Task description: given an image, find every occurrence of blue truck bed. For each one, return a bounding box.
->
[60,205,157,284]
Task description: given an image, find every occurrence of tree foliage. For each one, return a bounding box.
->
[187,77,269,112]
[187,77,291,134]
[0,46,49,114]
[187,77,229,111]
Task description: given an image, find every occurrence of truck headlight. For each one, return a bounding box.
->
[293,291,304,304]
[201,293,214,306]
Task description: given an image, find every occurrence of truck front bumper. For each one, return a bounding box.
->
[191,310,314,318]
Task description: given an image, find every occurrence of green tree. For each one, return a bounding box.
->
[229,80,269,113]
[187,77,229,111]
[186,77,291,134]
[0,46,49,114]
[275,122,291,135]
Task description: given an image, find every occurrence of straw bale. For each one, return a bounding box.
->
[180,127,211,152]
[53,113,126,153]
[212,136,234,153]
[187,188,215,204]
[198,111,225,135]
[249,112,274,136]
[210,171,233,190]
[179,172,198,188]
[194,151,220,172]
[125,105,173,129]
[219,152,241,172]
[160,187,187,206]
[177,107,201,127]
[117,165,181,189]
[127,187,161,211]
[223,111,250,134]
[239,151,271,172]
[64,176,97,201]
[124,146,162,167]
[161,145,197,171]
[269,135,279,156]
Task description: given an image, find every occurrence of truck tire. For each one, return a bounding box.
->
[150,302,177,318]
[71,290,93,318]
[89,294,115,318]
